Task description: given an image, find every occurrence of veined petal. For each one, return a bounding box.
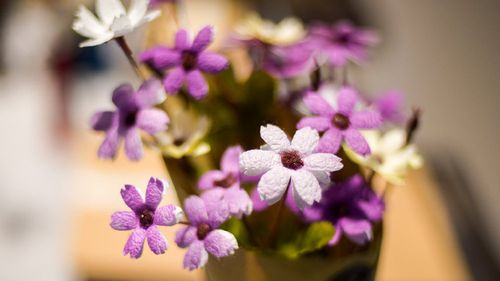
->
[197,52,229,73]
[297,116,331,132]
[110,211,138,230]
[123,228,146,259]
[175,226,197,248]
[136,109,169,135]
[315,128,342,154]
[96,0,126,27]
[290,127,319,155]
[204,230,238,258]
[201,190,230,228]
[337,86,358,115]
[290,169,321,208]
[186,70,208,99]
[124,129,143,161]
[183,240,208,270]
[184,196,208,225]
[224,187,253,217]
[351,111,382,129]
[98,123,120,159]
[345,129,370,156]
[303,93,335,116]
[154,204,183,226]
[164,67,185,95]
[120,184,144,212]
[191,26,214,52]
[239,149,280,176]
[304,153,343,172]
[257,167,291,206]
[221,146,242,174]
[145,177,165,209]
[260,124,290,152]
[147,225,168,255]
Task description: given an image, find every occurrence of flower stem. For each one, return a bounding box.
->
[266,185,290,248]
[178,221,191,225]
[242,215,259,247]
[115,36,145,80]
[405,107,421,145]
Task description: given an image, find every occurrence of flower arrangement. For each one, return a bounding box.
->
[73,0,422,278]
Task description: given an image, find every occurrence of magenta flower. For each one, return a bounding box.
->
[91,79,169,161]
[175,194,238,270]
[198,146,252,218]
[309,21,379,67]
[140,26,229,99]
[373,90,405,124]
[297,86,381,155]
[262,42,314,78]
[110,177,183,258]
[300,175,384,246]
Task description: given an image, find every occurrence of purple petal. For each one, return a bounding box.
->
[124,129,143,161]
[197,52,228,73]
[147,225,168,255]
[350,111,382,129]
[221,145,242,174]
[297,116,331,132]
[204,229,238,258]
[120,184,144,212]
[375,91,404,123]
[250,188,268,212]
[315,128,342,154]
[139,46,181,69]
[328,224,343,246]
[184,196,208,225]
[134,79,166,108]
[175,29,190,50]
[303,93,335,116]
[339,218,373,245]
[175,226,197,248]
[326,47,349,67]
[110,211,138,230]
[336,86,358,116]
[123,228,147,259]
[112,84,134,109]
[136,108,169,135]
[91,111,115,131]
[154,204,183,226]
[201,190,230,228]
[145,177,164,210]
[163,67,185,95]
[191,26,214,52]
[224,187,253,217]
[344,129,370,155]
[186,70,208,99]
[98,123,120,159]
[183,240,208,270]
[198,170,226,190]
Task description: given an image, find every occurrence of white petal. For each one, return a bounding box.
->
[96,0,126,27]
[135,10,161,26]
[239,149,280,176]
[290,127,319,155]
[260,124,290,152]
[127,0,148,25]
[257,167,291,206]
[304,153,343,172]
[309,170,331,186]
[78,33,114,47]
[110,15,133,36]
[291,169,321,207]
[380,129,405,155]
[73,5,107,38]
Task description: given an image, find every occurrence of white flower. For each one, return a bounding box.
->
[72,0,160,47]
[239,125,343,209]
[345,129,423,185]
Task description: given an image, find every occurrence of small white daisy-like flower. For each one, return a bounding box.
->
[72,0,160,48]
[239,125,343,209]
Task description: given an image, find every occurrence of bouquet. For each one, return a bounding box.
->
[72,0,422,279]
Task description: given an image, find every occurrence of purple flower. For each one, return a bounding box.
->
[176,194,238,270]
[297,86,381,155]
[198,146,253,218]
[309,21,379,67]
[261,42,314,78]
[373,90,405,124]
[110,177,183,258]
[91,79,169,161]
[302,175,384,246]
[140,26,229,99]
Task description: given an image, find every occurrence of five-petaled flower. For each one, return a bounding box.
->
[140,26,229,99]
[198,146,253,218]
[73,0,160,48]
[91,79,169,161]
[110,177,183,258]
[239,125,343,209]
[297,86,381,156]
[176,194,238,270]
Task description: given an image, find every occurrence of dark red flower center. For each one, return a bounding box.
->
[214,174,238,188]
[280,150,304,170]
[196,223,212,240]
[335,32,352,44]
[139,208,155,228]
[123,110,137,127]
[173,137,186,146]
[182,51,198,71]
[332,113,350,130]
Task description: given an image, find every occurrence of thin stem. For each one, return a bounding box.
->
[242,215,259,247]
[405,107,421,145]
[178,221,191,225]
[366,169,376,186]
[266,185,290,248]
[115,36,145,80]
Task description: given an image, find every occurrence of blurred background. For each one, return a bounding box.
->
[0,0,499,280]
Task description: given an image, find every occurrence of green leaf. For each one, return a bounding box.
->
[278,221,335,259]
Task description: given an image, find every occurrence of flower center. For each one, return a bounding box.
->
[196,223,212,240]
[182,51,198,71]
[280,150,304,170]
[173,137,186,146]
[214,174,237,188]
[335,32,352,44]
[123,111,137,127]
[139,208,155,228]
[332,113,350,130]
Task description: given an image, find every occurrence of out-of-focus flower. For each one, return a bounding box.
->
[140,26,229,99]
[309,21,379,67]
[239,125,343,209]
[345,129,423,185]
[373,90,405,124]
[262,42,314,78]
[91,79,169,161]
[297,86,381,155]
[234,13,306,46]
[149,0,177,6]
[301,175,384,246]
[73,0,160,47]
[198,146,253,217]
[176,195,238,270]
[110,177,183,258]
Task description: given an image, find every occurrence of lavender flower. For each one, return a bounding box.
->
[198,146,253,218]
[110,177,183,258]
[239,125,343,209]
[140,26,229,99]
[91,79,169,161]
[176,195,238,270]
[262,42,314,78]
[373,90,405,124]
[301,175,384,245]
[309,21,379,67]
[297,86,381,155]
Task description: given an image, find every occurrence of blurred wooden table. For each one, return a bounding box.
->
[69,133,470,281]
